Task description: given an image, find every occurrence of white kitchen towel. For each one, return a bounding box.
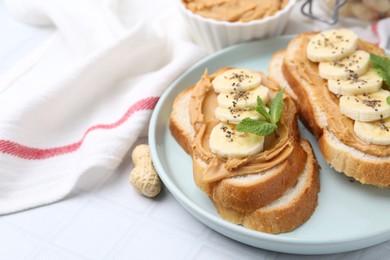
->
[372,17,390,50]
[0,0,206,215]
[344,18,390,49]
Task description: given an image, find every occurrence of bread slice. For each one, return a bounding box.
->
[319,130,390,186]
[268,50,298,102]
[169,86,195,156]
[214,140,319,234]
[272,32,390,188]
[169,68,320,233]
[211,140,307,212]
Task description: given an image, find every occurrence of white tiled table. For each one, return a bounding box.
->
[1,1,389,259]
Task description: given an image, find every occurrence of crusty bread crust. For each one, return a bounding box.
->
[268,50,298,102]
[319,131,390,187]
[214,140,320,234]
[212,143,307,212]
[169,86,195,156]
[276,32,390,188]
[169,68,320,233]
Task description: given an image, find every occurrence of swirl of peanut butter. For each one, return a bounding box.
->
[189,68,298,184]
[182,0,289,23]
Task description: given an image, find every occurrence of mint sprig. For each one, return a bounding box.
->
[237,89,284,136]
[370,53,390,105]
[370,53,390,87]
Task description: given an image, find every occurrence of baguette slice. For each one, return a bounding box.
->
[272,32,390,188]
[169,68,320,233]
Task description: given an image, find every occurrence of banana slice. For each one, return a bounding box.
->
[212,68,261,93]
[209,122,264,158]
[217,85,269,109]
[215,107,261,124]
[307,29,358,62]
[339,89,390,122]
[319,50,370,80]
[354,117,390,145]
[328,68,383,95]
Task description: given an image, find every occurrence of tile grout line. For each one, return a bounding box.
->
[101,211,148,260]
[183,225,215,259]
[19,172,114,260]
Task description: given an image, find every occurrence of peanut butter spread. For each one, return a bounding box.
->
[182,0,289,22]
[299,35,390,157]
[189,68,301,184]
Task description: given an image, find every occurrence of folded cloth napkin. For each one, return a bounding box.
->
[0,0,206,215]
[371,17,390,50]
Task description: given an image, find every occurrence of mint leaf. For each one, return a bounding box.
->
[387,96,390,105]
[254,96,271,122]
[269,88,285,124]
[237,88,285,137]
[370,53,390,89]
[236,118,277,136]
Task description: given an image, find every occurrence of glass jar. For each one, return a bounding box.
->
[323,0,390,21]
[302,0,390,26]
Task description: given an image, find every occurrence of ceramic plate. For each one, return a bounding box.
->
[148,36,390,255]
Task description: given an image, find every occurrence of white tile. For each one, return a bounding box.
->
[93,137,158,213]
[149,192,206,236]
[94,164,155,214]
[208,227,238,244]
[381,240,390,250]
[192,245,243,260]
[2,190,88,239]
[110,221,196,259]
[0,223,40,260]
[207,230,269,258]
[32,245,86,260]
[53,200,133,259]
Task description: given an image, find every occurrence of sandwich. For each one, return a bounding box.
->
[169,67,320,233]
[269,29,390,188]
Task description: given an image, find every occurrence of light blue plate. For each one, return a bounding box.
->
[148,36,390,255]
